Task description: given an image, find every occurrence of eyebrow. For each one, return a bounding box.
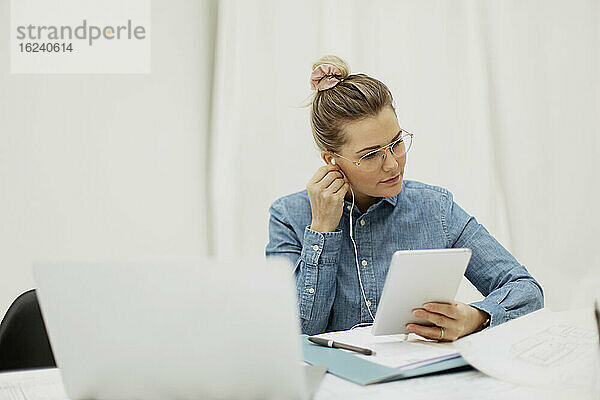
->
[355,130,402,154]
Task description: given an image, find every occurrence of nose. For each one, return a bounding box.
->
[381,147,399,172]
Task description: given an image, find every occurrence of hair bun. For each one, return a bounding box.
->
[310,55,351,91]
[312,55,350,80]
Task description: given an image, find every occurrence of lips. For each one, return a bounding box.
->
[380,174,400,184]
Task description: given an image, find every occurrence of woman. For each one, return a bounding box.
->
[265,55,543,340]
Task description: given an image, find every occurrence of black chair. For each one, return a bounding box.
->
[0,289,56,371]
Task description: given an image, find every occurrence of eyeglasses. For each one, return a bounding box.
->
[333,130,414,172]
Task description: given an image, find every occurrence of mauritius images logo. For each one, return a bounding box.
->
[10,0,151,74]
[15,19,147,46]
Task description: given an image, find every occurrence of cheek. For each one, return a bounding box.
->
[347,172,384,197]
[398,154,407,169]
[346,170,372,187]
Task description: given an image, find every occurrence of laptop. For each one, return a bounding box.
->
[33,258,324,400]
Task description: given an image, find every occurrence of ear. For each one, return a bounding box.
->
[321,151,335,166]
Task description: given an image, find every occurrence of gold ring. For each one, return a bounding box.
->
[439,327,444,340]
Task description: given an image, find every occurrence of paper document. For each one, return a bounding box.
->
[0,368,69,400]
[314,326,459,369]
[454,308,600,395]
[314,369,577,400]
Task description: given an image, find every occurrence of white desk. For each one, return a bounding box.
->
[0,366,580,400]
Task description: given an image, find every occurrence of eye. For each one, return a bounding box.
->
[391,138,404,151]
[362,152,378,160]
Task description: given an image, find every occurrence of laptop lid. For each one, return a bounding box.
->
[33,258,306,400]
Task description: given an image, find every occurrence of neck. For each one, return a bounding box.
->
[346,189,378,214]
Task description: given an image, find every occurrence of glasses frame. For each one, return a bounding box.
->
[333,130,414,172]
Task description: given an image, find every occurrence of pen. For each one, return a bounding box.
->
[308,336,374,355]
[594,300,600,345]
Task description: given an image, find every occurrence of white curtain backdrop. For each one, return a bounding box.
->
[1,0,598,318]
[210,0,600,309]
[0,0,217,317]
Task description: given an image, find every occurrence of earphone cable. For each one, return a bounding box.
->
[348,185,376,321]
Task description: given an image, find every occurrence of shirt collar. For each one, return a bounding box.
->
[343,193,398,215]
[383,194,398,206]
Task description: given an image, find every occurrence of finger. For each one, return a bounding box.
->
[406,324,446,341]
[310,165,341,184]
[325,178,345,194]
[333,181,349,195]
[315,170,344,189]
[412,308,453,327]
[423,302,459,319]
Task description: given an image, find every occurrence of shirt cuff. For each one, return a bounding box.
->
[469,299,508,328]
[300,226,343,266]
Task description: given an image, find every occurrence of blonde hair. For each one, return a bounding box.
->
[309,55,395,152]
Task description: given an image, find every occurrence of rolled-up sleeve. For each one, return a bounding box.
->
[441,191,544,327]
[265,200,342,335]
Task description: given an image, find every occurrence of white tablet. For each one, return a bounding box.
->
[372,248,472,336]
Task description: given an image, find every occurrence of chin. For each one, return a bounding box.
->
[386,181,403,197]
[376,177,403,198]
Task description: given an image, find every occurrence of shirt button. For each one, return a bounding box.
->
[307,288,315,294]
[360,220,365,226]
[311,245,319,251]
[346,205,351,211]
[361,260,368,267]
[366,300,372,307]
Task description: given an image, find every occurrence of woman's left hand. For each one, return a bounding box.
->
[406,302,489,342]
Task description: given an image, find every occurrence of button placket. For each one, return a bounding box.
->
[353,217,370,320]
[356,215,377,320]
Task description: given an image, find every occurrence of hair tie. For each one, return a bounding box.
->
[310,64,343,91]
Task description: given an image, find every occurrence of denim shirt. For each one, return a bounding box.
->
[265,180,544,336]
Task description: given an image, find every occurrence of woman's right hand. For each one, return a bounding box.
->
[306,165,350,233]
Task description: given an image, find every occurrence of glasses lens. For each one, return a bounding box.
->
[358,133,413,172]
[391,134,412,157]
[358,151,384,172]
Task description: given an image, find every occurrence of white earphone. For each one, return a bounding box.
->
[332,158,376,323]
